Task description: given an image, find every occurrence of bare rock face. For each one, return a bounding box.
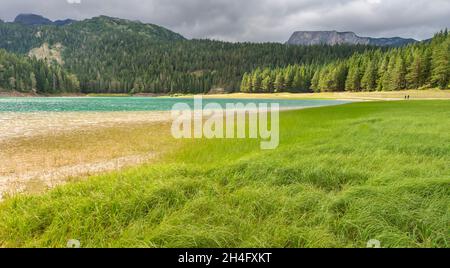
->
[287,31,369,46]
[28,43,64,65]
[287,31,417,47]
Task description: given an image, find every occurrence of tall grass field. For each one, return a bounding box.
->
[0,100,449,248]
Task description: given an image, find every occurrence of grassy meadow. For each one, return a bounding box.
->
[0,100,449,248]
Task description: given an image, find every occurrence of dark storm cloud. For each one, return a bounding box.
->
[0,0,449,42]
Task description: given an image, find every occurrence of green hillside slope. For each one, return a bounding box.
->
[0,16,374,94]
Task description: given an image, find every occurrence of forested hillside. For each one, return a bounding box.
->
[241,31,450,93]
[0,49,79,93]
[0,16,374,94]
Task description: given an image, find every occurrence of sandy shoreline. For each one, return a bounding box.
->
[198,90,450,100]
[1,89,450,100]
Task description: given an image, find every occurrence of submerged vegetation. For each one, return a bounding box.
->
[0,101,448,248]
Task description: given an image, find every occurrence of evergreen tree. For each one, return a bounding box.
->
[261,75,273,93]
[292,69,303,92]
[274,72,285,93]
[406,49,424,89]
[251,69,262,92]
[284,66,294,90]
[391,55,407,90]
[431,39,450,89]
[381,56,396,91]
[345,64,361,91]
[311,70,321,93]
[240,73,251,92]
[332,63,348,91]
[361,59,378,91]
[377,55,390,91]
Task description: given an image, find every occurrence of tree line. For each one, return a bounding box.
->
[241,31,450,93]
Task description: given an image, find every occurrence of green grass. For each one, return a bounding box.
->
[0,101,449,248]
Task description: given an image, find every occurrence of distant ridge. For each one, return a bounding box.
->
[14,14,76,26]
[53,19,78,26]
[287,30,417,47]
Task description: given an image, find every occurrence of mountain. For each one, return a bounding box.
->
[14,14,77,26]
[14,14,54,26]
[287,31,417,47]
[75,15,185,41]
[53,19,77,26]
[0,15,375,94]
[367,36,418,46]
[0,15,186,54]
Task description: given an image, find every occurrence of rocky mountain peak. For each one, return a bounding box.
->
[287,30,417,47]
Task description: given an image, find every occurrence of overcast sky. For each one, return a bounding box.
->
[0,0,449,42]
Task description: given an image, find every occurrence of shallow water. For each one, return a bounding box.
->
[0,97,351,141]
[0,97,350,112]
[0,111,172,141]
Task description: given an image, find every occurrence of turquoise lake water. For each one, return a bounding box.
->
[0,97,350,112]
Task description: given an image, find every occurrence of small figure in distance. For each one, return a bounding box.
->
[408,95,410,100]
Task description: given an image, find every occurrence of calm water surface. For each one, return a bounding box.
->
[0,97,350,112]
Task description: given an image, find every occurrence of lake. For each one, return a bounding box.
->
[0,97,350,113]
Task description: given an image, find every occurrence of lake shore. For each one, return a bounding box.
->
[0,101,332,199]
[1,89,449,100]
[0,93,446,200]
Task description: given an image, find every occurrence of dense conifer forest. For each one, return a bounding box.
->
[0,49,79,93]
[241,31,449,93]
